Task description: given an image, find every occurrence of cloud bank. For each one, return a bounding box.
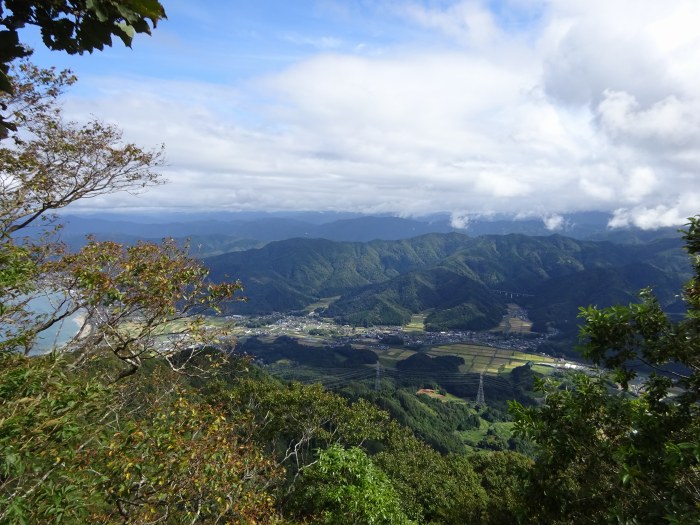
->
[60,0,700,229]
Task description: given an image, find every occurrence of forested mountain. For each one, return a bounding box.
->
[205,233,470,312]
[205,232,690,337]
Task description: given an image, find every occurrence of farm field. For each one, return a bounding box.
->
[303,296,340,314]
[427,343,559,374]
[416,388,467,403]
[404,313,427,333]
[371,341,559,375]
[492,303,534,334]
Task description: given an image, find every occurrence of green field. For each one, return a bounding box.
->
[303,296,340,313]
[404,313,427,333]
[427,343,558,374]
[375,346,417,367]
[371,341,558,374]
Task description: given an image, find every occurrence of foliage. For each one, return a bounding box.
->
[217,375,390,481]
[289,444,413,525]
[0,0,165,94]
[374,423,487,524]
[374,388,467,454]
[512,216,700,524]
[0,62,158,350]
[467,451,533,524]
[53,237,242,379]
[101,382,283,524]
[0,352,109,524]
[0,353,285,524]
[0,24,287,525]
[0,63,242,377]
[511,374,636,523]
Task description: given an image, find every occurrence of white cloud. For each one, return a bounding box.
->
[609,194,700,230]
[56,1,700,229]
[543,214,565,231]
[450,213,470,229]
[597,91,700,151]
[474,169,532,198]
[540,0,677,106]
[282,34,343,50]
[622,167,658,203]
[400,1,501,48]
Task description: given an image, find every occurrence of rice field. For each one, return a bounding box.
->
[427,343,559,374]
[492,304,534,334]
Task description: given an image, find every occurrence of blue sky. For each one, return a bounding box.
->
[21,0,700,229]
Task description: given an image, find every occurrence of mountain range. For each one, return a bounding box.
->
[48,211,690,354]
[204,232,690,351]
[54,211,681,257]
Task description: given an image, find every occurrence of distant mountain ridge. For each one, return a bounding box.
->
[56,214,453,246]
[54,212,682,257]
[204,233,690,345]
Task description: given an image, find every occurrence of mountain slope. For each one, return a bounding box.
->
[204,233,690,332]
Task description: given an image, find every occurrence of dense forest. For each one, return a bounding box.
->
[205,233,689,344]
[1,3,699,524]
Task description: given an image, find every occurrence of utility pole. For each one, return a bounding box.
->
[374,361,381,391]
[476,372,485,406]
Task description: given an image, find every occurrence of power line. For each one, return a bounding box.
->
[267,362,514,396]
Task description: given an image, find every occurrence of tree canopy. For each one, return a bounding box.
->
[0,62,243,379]
[0,0,166,132]
[512,216,700,524]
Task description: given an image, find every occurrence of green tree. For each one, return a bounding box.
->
[217,376,390,481]
[1,61,158,351]
[0,353,286,524]
[101,378,283,524]
[289,444,413,525]
[0,2,165,86]
[374,422,487,524]
[467,451,533,524]
[0,62,241,378]
[0,351,110,523]
[512,216,700,524]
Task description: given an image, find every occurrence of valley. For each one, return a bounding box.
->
[208,302,588,400]
[219,303,594,456]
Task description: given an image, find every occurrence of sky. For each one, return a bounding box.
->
[21,0,700,229]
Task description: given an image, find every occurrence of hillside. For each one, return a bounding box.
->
[204,232,690,339]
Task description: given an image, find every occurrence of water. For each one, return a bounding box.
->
[2,292,83,355]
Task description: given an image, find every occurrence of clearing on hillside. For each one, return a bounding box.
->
[492,304,533,335]
[404,313,427,333]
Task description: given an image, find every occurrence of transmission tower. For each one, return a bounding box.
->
[475,372,486,406]
[374,362,381,391]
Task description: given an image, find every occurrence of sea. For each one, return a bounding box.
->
[3,292,84,355]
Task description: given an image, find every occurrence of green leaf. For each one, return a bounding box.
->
[115,23,135,47]
[126,0,167,20]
